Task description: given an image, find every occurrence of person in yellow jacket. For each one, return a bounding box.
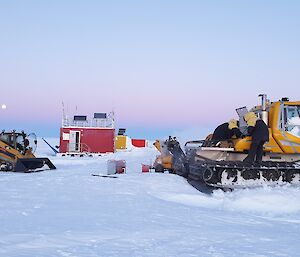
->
[243,112,269,163]
[211,119,242,141]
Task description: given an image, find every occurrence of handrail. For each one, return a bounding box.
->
[62,118,114,128]
[67,142,91,153]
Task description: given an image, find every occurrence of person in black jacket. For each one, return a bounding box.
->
[212,119,242,142]
[243,112,269,163]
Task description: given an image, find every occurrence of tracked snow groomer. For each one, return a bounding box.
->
[166,94,300,191]
[0,130,56,172]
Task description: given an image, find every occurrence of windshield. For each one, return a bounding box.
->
[16,134,27,153]
[285,106,300,138]
[15,132,37,154]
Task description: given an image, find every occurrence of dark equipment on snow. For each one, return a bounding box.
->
[0,131,56,172]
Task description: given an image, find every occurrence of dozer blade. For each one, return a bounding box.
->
[187,179,216,194]
[14,158,56,172]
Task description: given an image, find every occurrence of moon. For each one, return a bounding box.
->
[1,104,7,109]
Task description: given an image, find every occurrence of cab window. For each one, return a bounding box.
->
[284,105,300,137]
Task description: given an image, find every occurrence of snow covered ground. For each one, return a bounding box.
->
[1,138,300,257]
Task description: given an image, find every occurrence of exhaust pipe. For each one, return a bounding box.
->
[259,94,268,125]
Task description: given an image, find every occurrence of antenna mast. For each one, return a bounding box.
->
[62,101,68,126]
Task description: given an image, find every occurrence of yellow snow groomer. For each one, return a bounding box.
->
[0,131,56,172]
[195,95,300,163]
[165,94,300,191]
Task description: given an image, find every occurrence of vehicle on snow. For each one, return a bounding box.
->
[156,94,300,192]
[0,130,56,172]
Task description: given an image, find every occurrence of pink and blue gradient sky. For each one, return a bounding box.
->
[1,1,300,139]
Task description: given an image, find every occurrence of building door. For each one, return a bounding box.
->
[69,131,80,152]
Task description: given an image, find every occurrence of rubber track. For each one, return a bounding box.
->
[186,160,300,189]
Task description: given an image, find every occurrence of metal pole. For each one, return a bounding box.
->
[258,94,268,125]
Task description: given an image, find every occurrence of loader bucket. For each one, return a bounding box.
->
[14,158,56,172]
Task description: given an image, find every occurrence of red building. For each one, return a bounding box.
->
[59,112,115,154]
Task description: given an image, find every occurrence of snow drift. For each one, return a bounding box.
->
[0,138,299,257]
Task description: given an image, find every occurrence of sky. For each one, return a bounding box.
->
[1,0,300,140]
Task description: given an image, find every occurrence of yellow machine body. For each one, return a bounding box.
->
[154,97,300,173]
[153,139,174,172]
[0,131,56,172]
[233,100,300,157]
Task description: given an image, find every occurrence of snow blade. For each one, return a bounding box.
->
[14,158,56,172]
[187,179,215,194]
